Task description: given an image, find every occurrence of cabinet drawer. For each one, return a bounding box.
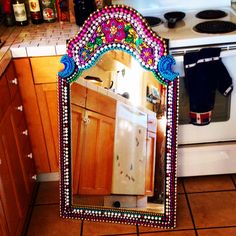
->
[30,56,64,84]
[0,74,11,121]
[86,89,116,118]
[11,92,25,127]
[5,62,19,99]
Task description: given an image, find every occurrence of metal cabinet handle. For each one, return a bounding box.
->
[83,118,90,124]
[27,153,33,159]
[22,130,28,136]
[32,175,37,180]
[16,105,23,112]
[11,78,18,85]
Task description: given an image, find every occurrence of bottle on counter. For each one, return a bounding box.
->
[95,0,111,9]
[28,0,43,24]
[40,0,57,23]
[12,0,29,26]
[74,0,96,26]
[3,0,15,26]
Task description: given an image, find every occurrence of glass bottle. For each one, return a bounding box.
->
[3,0,15,26]
[40,0,57,23]
[12,0,28,26]
[29,0,43,24]
[73,0,96,26]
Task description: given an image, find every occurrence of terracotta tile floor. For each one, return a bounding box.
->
[25,174,236,236]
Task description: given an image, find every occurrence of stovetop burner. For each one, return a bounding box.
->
[144,16,162,27]
[194,20,236,34]
[196,10,227,19]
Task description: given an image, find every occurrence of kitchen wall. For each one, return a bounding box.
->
[112,0,231,13]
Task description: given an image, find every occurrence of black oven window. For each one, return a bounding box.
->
[178,77,231,125]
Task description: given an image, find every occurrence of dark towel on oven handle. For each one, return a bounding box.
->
[183,47,233,126]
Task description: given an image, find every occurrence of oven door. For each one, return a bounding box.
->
[178,51,236,144]
[172,47,236,176]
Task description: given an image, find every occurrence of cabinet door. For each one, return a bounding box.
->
[0,198,9,236]
[71,105,85,194]
[0,113,28,215]
[78,111,115,195]
[11,108,36,195]
[35,83,58,172]
[145,131,156,196]
[0,122,22,236]
[14,58,50,173]
[0,74,11,121]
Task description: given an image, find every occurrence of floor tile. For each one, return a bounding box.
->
[138,230,196,236]
[183,175,235,193]
[82,221,137,235]
[188,191,236,228]
[35,181,59,205]
[177,178,185,194]
[139,194,194,233]
[197,227,236,236]
[27,205,82,235]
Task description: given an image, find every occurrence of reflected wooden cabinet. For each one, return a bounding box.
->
[145,115,157,196]
[13,57,156,200]
[71,86,115,196]
[145,131,156,196]
[0,62,36,235]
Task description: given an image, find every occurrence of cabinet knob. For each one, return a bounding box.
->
[32,175,37,180]
[11,78,18,85]
[22,130,28,136]
[27,153,33,159]
[83,117,90,124]
[16,105,23,112]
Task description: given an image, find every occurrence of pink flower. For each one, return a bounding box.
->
[102,19,126,43]
[141,47,154,65]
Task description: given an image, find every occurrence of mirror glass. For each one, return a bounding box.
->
[70,50,167,213]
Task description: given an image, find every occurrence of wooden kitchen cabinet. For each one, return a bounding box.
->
[71,86,115,195]
[13,58,56,173]
[78,110,115,195]
[0,61,36,235]
[35,83,59,172]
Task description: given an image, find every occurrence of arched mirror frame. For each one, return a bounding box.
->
[58,5,179,228]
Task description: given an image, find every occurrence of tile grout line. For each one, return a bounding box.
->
[80,220,84,236]
[182,181,199,236]
[23,182,40,236]
[196,225,236,230]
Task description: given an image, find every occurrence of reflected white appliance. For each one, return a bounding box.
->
[112,101,147,195]
[115,0,236,176]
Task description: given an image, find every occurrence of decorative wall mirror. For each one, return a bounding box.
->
[58,5,179,228]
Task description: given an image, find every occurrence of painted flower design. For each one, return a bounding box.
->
[102,19,126,43]
[141,47,154,65]
[79,48,90,61]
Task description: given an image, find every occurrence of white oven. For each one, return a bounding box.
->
[115,0,236,176]
[173,46,236,176]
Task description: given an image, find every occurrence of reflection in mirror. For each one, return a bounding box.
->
[71,50,167,213]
